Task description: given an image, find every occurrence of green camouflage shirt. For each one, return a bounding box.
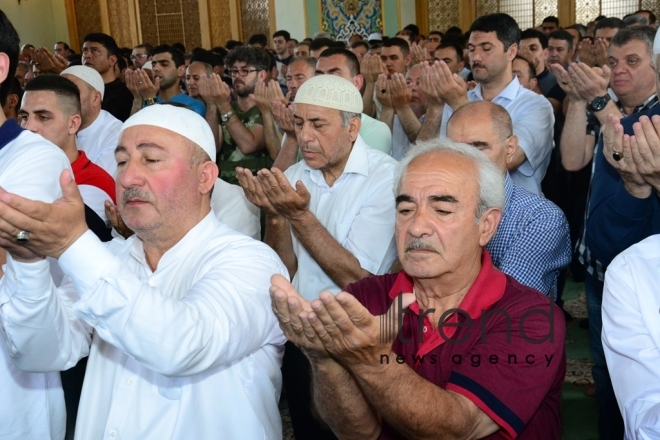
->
[218,102,273,185]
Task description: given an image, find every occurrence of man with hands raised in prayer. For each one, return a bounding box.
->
[418,13,554,197]
[269,138,566,440]
[377,64,427,160]
[238,74,398,439]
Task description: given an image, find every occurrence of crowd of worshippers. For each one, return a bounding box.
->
[1,4,660,439]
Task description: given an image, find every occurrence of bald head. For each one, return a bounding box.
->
[446,101,516,172]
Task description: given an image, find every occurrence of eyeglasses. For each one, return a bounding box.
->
[229,68,261,77]
[130,54,148,61]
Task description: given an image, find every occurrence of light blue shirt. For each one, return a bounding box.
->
[157,93,206,118]
[441,76,554,196]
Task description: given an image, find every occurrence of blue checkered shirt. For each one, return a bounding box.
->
[486,174,572,299]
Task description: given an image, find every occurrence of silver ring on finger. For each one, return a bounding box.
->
[15,230,30,243]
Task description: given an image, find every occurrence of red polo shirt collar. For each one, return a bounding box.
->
[388,250,507,359]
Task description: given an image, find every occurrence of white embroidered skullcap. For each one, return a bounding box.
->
[61,65,105,99]
[142,61,153,70]
[120,104,216,162]
[368,33,383,42]
[294,74,363,113]
[654,28,660,54]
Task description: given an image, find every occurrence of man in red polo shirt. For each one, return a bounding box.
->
[270,138,565,439]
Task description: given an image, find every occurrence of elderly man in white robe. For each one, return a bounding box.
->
[0,104,288,439]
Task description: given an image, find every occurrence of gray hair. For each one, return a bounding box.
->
[396,138,505,221]
[313,31,333,40]
[339,110,360,127]
[623,15,649,27]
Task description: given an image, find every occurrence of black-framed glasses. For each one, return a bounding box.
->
[229,68,261,77]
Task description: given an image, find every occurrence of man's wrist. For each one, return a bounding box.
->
[623,180,653,199]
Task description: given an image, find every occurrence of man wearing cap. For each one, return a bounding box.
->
[61,65,123,178]
[0,11,72,440]
[0,104,288,439]
[238,74,398,439]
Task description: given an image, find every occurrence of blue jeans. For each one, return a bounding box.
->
[585,271,624,439]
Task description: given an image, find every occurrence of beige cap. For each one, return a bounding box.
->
[61,65,105,99]
[294,74,363,113]
[120,104,216,162]
[142,61,153,70]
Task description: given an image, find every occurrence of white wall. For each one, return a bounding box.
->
[399,0,416,32]
[3,0,70,48]
[273,0,307,40]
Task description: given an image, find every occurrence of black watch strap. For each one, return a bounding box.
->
[588,94,611,112]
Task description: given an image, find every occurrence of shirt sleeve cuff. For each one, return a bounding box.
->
[1,255,52,301]
[612,181,653,219]
[57,229,118,292]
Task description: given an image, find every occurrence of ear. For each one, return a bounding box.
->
[258,69,268,82]
[177,64,186,77]
[507,43,518,61]
[6,93,19,110]
[457,60,465,72]
[405,54,412,67]
[198,161,219,195]
[529,77,538,91]
[92,90,103,109]
[0,53,9,85]
[478,207,502,247]
[353,73,364,91]
[108,54,118,68]
[348,115,361,142]
[68,114,82,135]
[505,134,518,164]
[543,48,549,60]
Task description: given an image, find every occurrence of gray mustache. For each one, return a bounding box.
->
[121,187,150,204]
[405,238,438,253]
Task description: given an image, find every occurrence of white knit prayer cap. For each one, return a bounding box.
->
[294,74,363,113]
[61,66,105,99]
[654,28,660,54]
[120,104,216,162]
[142,61,153,70]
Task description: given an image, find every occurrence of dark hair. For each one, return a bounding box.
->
[595,17,625,33]
[610,26,656,57]
[225,40,243,51]
[351,40,369,51]
[309,38,335,52]
[445,26,463,35]
[435,42,464,62]
[134,44,152,56]
[442,32,466,48]
[404,24,420,37]
[635,9,656,25]
[469,13,521,50]
[290,38,298,45]
[520,28,548,49]
[0,10,20,107]
[369,41,382,50]
[429,30,444,38]
[24,74,81,115]
[548,29,574,50]
[566,24,587,39]
[171,42,186,54]
[152,44,185,67]
[595,15,607,22]
[7,76,23,101]
[382,37,410,56]
[83,33,119,57]
[248,33,268,47]
[273,30,291,41]
[56,42,71,51]
[67,54,82,66]
[225,45,270,71]
[290,56,317,71]
[513,55,536,80]
[116,54,128,71]
[318,47,360,76]
[542,16,559,26]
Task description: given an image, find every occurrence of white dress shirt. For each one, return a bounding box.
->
[0,126,71,440]
[284,135,398,300]
[76,109,122,178]
[0,212,288,439]
[439,76,555,196]
[603,234,660,440]
[211,178,261,239]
